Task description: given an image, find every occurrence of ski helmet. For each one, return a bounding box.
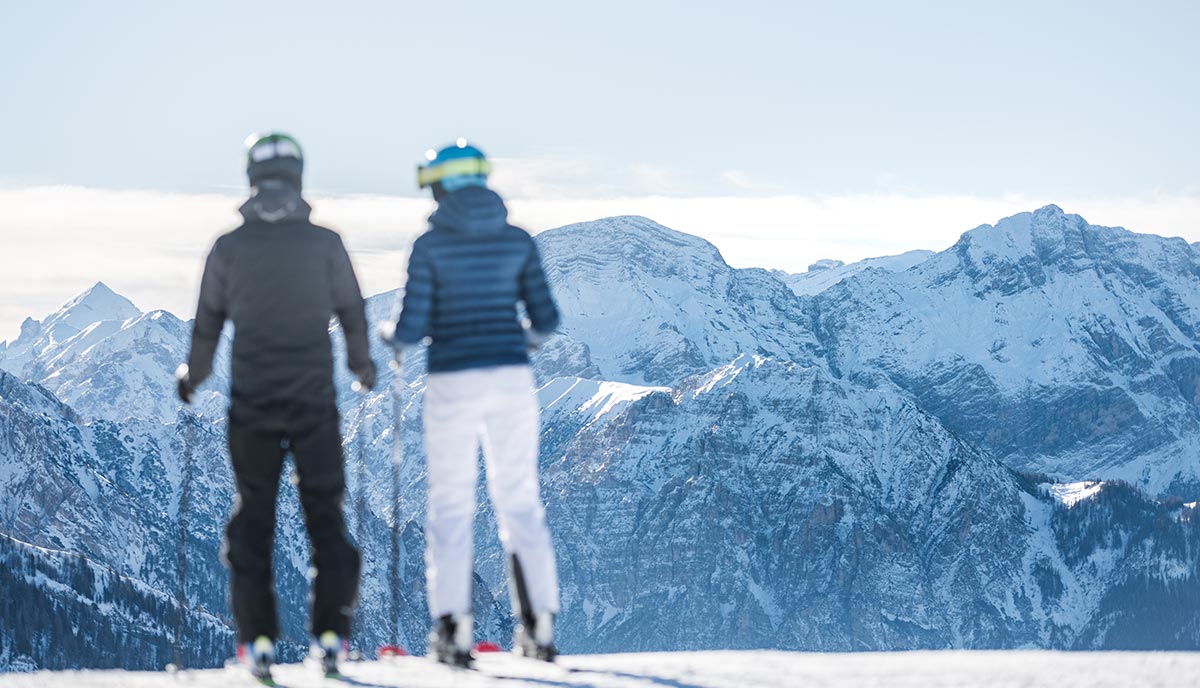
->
[245,132,304,189]
[417,138,491,194]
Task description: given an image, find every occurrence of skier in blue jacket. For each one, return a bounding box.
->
[382,140,561,666]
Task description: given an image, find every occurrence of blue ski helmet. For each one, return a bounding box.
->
[417,138,491,194]
[245,132,304,189]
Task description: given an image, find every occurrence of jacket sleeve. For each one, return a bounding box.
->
[519,238,560,334]
[330,237,372,376]
[186,240,228,387]
[395,238,434,345]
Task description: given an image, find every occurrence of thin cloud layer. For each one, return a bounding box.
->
[2,184,1198,342]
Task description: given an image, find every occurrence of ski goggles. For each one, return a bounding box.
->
[417,157,492,189]
[246,133,303,164]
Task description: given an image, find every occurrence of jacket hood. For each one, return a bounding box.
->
[239,182,312,224]
[429,186,509,235]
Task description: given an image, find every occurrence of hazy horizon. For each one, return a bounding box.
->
[4,190,1199,343]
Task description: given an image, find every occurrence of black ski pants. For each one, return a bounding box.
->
[224,402,360,643]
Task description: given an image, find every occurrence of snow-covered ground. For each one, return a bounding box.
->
[1047,480,1105,507]
[4,651,1199,688]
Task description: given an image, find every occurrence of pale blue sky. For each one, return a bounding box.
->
[2,1,1200,340]
[2,1,1197,197]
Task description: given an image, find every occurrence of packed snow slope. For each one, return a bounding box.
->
[2,209,1199,673]
[3,651,1199,688]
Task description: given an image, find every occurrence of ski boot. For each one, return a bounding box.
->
[236,636,276,685]
[311,630,350,678]
[428,613,473,668]
[514,611,558,662]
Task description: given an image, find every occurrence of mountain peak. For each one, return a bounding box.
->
[542,215,697,241]
[1033,203,1066,219]
[46,282,141,332]
[956,205,1096,258]
[537,216,727,269]
[808,259,846,272]
[933,206,1111,298]
[988,204,1076,234]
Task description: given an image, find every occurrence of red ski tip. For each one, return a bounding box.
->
[377,644,407,658]
[474,641,503,653]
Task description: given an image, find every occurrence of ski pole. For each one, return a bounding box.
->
[385,261,410,653]
[375,247,411,657]
[388,351,403,650]
[365,337,406,659]
[350,387,368,657]
[171,409,196,673]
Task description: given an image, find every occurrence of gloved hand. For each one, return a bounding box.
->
[378,320,406,366]
[175,364,195,405]
[378,320,398,346]
[388,349,404,372]
[525,328,552,353]
[352,361,377,393]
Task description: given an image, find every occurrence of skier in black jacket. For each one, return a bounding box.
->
[177,132,375,682]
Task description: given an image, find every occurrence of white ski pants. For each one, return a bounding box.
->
[423,364,560,619]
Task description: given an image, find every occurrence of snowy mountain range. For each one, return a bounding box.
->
[803,205,1200,498]
[1,205,1198,671]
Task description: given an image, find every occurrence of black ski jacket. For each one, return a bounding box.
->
[186,185,372,424]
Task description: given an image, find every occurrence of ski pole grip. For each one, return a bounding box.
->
[377,320,397,344]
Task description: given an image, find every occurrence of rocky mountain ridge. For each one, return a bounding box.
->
[800,205,1200,498]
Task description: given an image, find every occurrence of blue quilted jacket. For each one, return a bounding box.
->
[395,186,560,373]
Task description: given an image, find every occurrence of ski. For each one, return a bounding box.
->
[226,662,276,687]
[236,663,276,686]
[467,651,573,683]
[229,636,277,687]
